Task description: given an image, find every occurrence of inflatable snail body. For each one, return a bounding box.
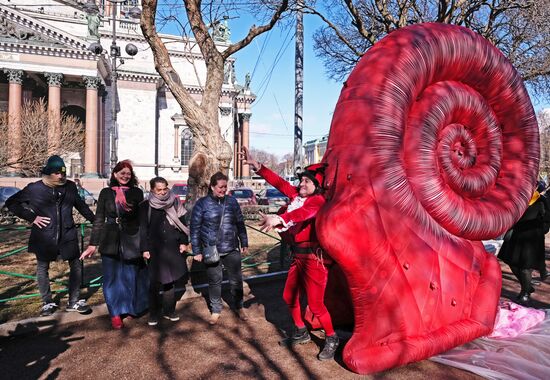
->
[317,23,539,374]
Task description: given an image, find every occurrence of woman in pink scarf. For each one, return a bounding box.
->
[81,160,148,329]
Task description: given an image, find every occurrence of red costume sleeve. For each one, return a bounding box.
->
[279,195,325,226]
[256,165,298,199]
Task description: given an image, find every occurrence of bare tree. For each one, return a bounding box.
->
[305,0,550,99]
[0,99,84,176]
[140,0,290,203]
[539,109,550,180]
[250,147,280,171]
[276,152,294,175]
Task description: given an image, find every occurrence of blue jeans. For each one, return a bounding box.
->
[206,250,243,313]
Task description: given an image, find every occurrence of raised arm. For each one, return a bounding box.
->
[256,165,298,198]
[239,146,297,198]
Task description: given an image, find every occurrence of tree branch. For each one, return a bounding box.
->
[221,0,290,59]
[141,0,207,141]
[304,6,368,56]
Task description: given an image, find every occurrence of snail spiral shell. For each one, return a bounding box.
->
[327,23,539,240]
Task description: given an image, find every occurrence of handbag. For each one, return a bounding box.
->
[114,195,141,261]
[203,198,226,265]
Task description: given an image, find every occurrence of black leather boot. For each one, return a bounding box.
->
[541,269,549,282]
[318,334,339,361]
[279,326,311,346]
[517,292,530,304]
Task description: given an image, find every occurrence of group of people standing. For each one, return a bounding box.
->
[7,151,344,362]
[7,157,249,332]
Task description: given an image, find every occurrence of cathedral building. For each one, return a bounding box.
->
[0,0,254,180]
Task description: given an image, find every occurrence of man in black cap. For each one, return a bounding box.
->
[6,155,95,316]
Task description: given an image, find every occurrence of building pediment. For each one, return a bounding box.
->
[0,4,89,51]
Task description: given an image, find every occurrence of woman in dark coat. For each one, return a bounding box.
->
[6,155,95,316]
[81,160,148,329]
[499,189,550,303]
[191,172,249,325]
[140,177,189,326]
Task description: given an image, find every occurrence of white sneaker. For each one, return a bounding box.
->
[66,299,91,314]
[40,303,58,317]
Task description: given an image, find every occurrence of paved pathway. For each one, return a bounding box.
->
[1,261,548,379]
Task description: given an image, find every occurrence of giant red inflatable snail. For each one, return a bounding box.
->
[316,23,539,374]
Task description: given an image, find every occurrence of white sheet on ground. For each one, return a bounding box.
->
[431,310,550,380]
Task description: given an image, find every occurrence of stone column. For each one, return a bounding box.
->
[241,112,251,178]
[83,76,101,177]
[236,122,242,178]
[44,72,63,154]
[99,87,107,176]
[4,69,24,173]
[174,125,180,161]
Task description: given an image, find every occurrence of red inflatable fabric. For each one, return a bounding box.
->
[317,23,539,374]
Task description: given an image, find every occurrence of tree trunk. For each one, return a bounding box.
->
[141,0,289,205]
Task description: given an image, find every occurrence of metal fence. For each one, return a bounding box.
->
[0,222,285,304]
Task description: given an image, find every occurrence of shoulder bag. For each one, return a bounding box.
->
[114,192,141,261]
[203,198,226,265]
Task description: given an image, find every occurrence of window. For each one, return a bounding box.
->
[181,128,193,166]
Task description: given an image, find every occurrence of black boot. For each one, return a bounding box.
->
[517,292,530,304]
[279,326,311,346]
[318,334,339,361]
[541,269,549,282]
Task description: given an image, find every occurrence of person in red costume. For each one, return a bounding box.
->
[240,147,339,361]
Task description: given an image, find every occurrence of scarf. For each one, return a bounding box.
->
[111,186,131,211]
[42,174,66,188]
[529,191,540,206]
[148,190,189,235]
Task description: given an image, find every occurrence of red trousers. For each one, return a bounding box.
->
[283,254,335,336]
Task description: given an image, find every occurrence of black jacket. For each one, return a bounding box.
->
[190,194,248,255]
[89,187,143,256]
[499,195,550,269]
[6,180,95,261]
[140,202,189,284]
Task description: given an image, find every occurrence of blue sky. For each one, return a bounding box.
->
[231,16,342,157]
[156,5,548,158]
[156,5,342,158]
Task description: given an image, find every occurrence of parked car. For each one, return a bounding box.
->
[228,187,257,205]
[258,187,289,213]
[78,187,97,206]
[0,186,20,209]
[172,183,188,203]
[0,186,20,225]
[138,185,150,200]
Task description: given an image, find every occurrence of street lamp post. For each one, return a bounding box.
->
[84,0,140,171]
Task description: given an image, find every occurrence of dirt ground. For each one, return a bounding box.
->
[0,277,488,380]
[1,229,549,379]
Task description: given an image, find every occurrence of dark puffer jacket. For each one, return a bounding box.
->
[190,194,248,255]
[5,180,95,261]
